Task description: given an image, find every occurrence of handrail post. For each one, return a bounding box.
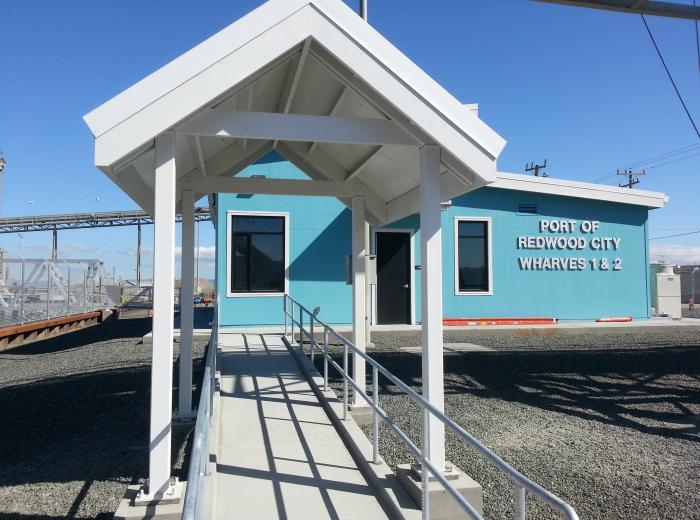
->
[299,305,304,353]
[283,295,288,337]
[515,484,526,520]
[422,407,430,519]
[310,316,315,363]
[372,365,379,464]
[290,301,295,341]
[323,326,329,392]
[343,343,348,420]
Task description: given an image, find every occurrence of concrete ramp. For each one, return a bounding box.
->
[212,332,389,519]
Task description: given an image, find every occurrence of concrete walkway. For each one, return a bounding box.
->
[212,332,389,520]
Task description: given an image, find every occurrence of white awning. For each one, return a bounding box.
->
[84,0,506,225]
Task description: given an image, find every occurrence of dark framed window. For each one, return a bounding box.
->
[230,215,286,293]
[456,219,490,293]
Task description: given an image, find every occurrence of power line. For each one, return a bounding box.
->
[591,143,700,183]
[645,150,700,169]
[641,14,700,140]
[650,229,700,240]
[695,0,700,77]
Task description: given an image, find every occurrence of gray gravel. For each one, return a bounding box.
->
[0,315,208,519]
[315,329,700,519]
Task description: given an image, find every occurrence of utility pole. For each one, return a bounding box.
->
[525,159,548,177]
[136,223,142,287]
[360,0,368,20]
[617,169,646,189]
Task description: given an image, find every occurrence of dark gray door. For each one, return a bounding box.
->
[376,232,411,325]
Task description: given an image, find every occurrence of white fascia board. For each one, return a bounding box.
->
[92,8,313,167]
[309,0,506,159]
[307,7,499,183]
[84,0,309,138]
[493,172,669,208]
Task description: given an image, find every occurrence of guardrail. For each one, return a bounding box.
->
[283,294,579,520]
[182,313,218,520]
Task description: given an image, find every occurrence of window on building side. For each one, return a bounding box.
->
[230,215,285,293]
[456,219,490,293]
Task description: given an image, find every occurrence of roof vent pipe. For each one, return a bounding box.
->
[360,0,368,20]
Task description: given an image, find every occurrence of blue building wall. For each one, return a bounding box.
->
[217,153,651,326]
[216,152,352,326]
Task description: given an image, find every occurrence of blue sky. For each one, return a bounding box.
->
[1,0,699,280]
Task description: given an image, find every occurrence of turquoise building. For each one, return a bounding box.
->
[216,152,667,326]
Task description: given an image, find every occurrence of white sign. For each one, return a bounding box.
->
[517,219,622,272]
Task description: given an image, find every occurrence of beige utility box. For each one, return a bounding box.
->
[650,263,681,319]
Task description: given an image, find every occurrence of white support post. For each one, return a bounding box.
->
[143,132,179,502]
[352,197,367,407]
[365,221,371,346]
[177,190,195,419]
[419,144,446,472]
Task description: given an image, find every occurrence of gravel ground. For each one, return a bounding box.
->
[0,315,208,519]
[314,329,700,520]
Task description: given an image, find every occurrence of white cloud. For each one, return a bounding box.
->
[175,245,215,262]
[650,244,700,265]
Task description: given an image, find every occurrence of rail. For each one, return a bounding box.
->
[182,310,218,520]
[283,294,579,520]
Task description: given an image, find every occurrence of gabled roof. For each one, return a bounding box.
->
[492,172,668,208]
[83,0,506,224]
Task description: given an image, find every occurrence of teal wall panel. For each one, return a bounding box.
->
[217,154,652,325]
[441,189,651,321]
[217,152,352,326]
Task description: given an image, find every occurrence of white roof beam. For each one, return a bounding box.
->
[277,141,387,223]
[274,38,312,149]
[308,86,349,155]
[206,139,274,179]
[385,169,470,223]
[183,176,351,197]
[177,110,419,147]
[344,146,382,183]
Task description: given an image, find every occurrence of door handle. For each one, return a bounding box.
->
[402,284,410,289]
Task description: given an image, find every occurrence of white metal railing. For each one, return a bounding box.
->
[182,312,218,520]
[283,294,579,520]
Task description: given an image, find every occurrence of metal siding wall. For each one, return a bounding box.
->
[216,154,652,324]
[217,152,352,326]
[442,189,650,321]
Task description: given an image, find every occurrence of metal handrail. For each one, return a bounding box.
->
[283,294,578,520]
[182,310,218,520]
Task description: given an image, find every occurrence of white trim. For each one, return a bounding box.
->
[494,172,668,209]
[225,210,290,298]
[177,110,420,147]
[370,228,416,325]
[453,216,493,296]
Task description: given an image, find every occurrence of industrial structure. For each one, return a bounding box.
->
[80,1,589,518]
[0,208,210,285]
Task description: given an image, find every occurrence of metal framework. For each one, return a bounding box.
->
[283,295,579,520]
[532,0,700,20]
[0,208,211,233]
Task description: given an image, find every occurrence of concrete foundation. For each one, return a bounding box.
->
[349,404,375,426]
[114,484,185,520]
[397,463,483,520]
